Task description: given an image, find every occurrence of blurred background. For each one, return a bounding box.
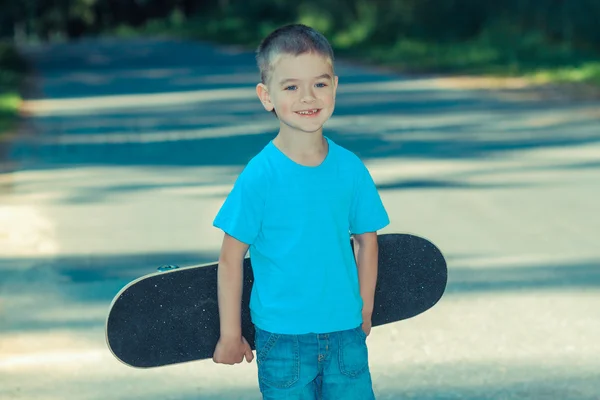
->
[1,1,599,400]
[2,0,600,137]
[3,1,600,70]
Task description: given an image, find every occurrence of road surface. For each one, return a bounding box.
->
[1,36,599,399]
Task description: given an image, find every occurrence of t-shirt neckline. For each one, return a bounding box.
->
[269,136,332,169]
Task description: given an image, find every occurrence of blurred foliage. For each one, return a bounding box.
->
[0,90,20,135]
[0,0,599,84]
[0,41,27,136]
[1,0,599,51]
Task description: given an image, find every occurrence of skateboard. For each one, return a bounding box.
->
[105,233,447,368]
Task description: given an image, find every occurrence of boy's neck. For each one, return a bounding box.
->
[273,128,328,166]
[274,126,326,151]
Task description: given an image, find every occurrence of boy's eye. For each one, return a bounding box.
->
[284,85,297,91]
[315,82,328,88]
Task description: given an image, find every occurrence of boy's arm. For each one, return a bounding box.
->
[352,231,379,325]
[217,233,250,339]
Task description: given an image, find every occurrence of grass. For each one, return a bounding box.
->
[0,41,27,138]
[0,92,20,135]
[111,12,600,91]
[342,36,600,86]
[528,63,600,85]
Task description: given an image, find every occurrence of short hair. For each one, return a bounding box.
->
[256,24,335,85]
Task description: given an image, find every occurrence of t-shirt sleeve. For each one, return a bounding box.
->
[213,164,266,245]
[349,163,390,235]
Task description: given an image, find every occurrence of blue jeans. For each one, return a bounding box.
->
[254,325,376,399]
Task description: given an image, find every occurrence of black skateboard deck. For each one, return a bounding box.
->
[106,233,447,368]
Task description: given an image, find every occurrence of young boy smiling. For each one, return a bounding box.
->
[212,24,389,399]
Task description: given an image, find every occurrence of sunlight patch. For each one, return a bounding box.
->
[0,206,58,257]
[21,87,256,117]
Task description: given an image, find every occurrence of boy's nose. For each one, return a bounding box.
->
[301,91,316,103]
[299,85,316,103]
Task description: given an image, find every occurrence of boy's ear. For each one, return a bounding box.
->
[256,83,274,112]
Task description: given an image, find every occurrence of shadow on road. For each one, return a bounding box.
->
[0,248,598,334]
[7,37,600,173]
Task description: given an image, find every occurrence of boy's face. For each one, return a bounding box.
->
[256,52,338,133]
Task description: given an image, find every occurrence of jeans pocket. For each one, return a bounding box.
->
[256,329,300,389]
[338,326,369,378]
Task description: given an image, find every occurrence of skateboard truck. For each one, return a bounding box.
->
[157,265,180,272]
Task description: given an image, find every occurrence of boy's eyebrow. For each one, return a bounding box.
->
[279,74,332,85]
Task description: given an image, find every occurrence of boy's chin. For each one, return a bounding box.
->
[281,121,326,134]
[280,113,332,131]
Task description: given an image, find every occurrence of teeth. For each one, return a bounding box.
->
[298,109,318,115]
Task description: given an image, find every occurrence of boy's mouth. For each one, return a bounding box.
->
[295,109,321,117]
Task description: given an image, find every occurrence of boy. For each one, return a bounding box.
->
[212,24,389,399]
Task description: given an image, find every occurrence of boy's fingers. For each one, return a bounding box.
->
[243,337,254,362]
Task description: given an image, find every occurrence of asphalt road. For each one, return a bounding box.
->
[1,36,599,400]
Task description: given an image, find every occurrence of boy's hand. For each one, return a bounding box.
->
[362,319,372,337]
[212,335,254,365]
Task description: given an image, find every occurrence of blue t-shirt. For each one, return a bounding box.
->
[213,136,389,334]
